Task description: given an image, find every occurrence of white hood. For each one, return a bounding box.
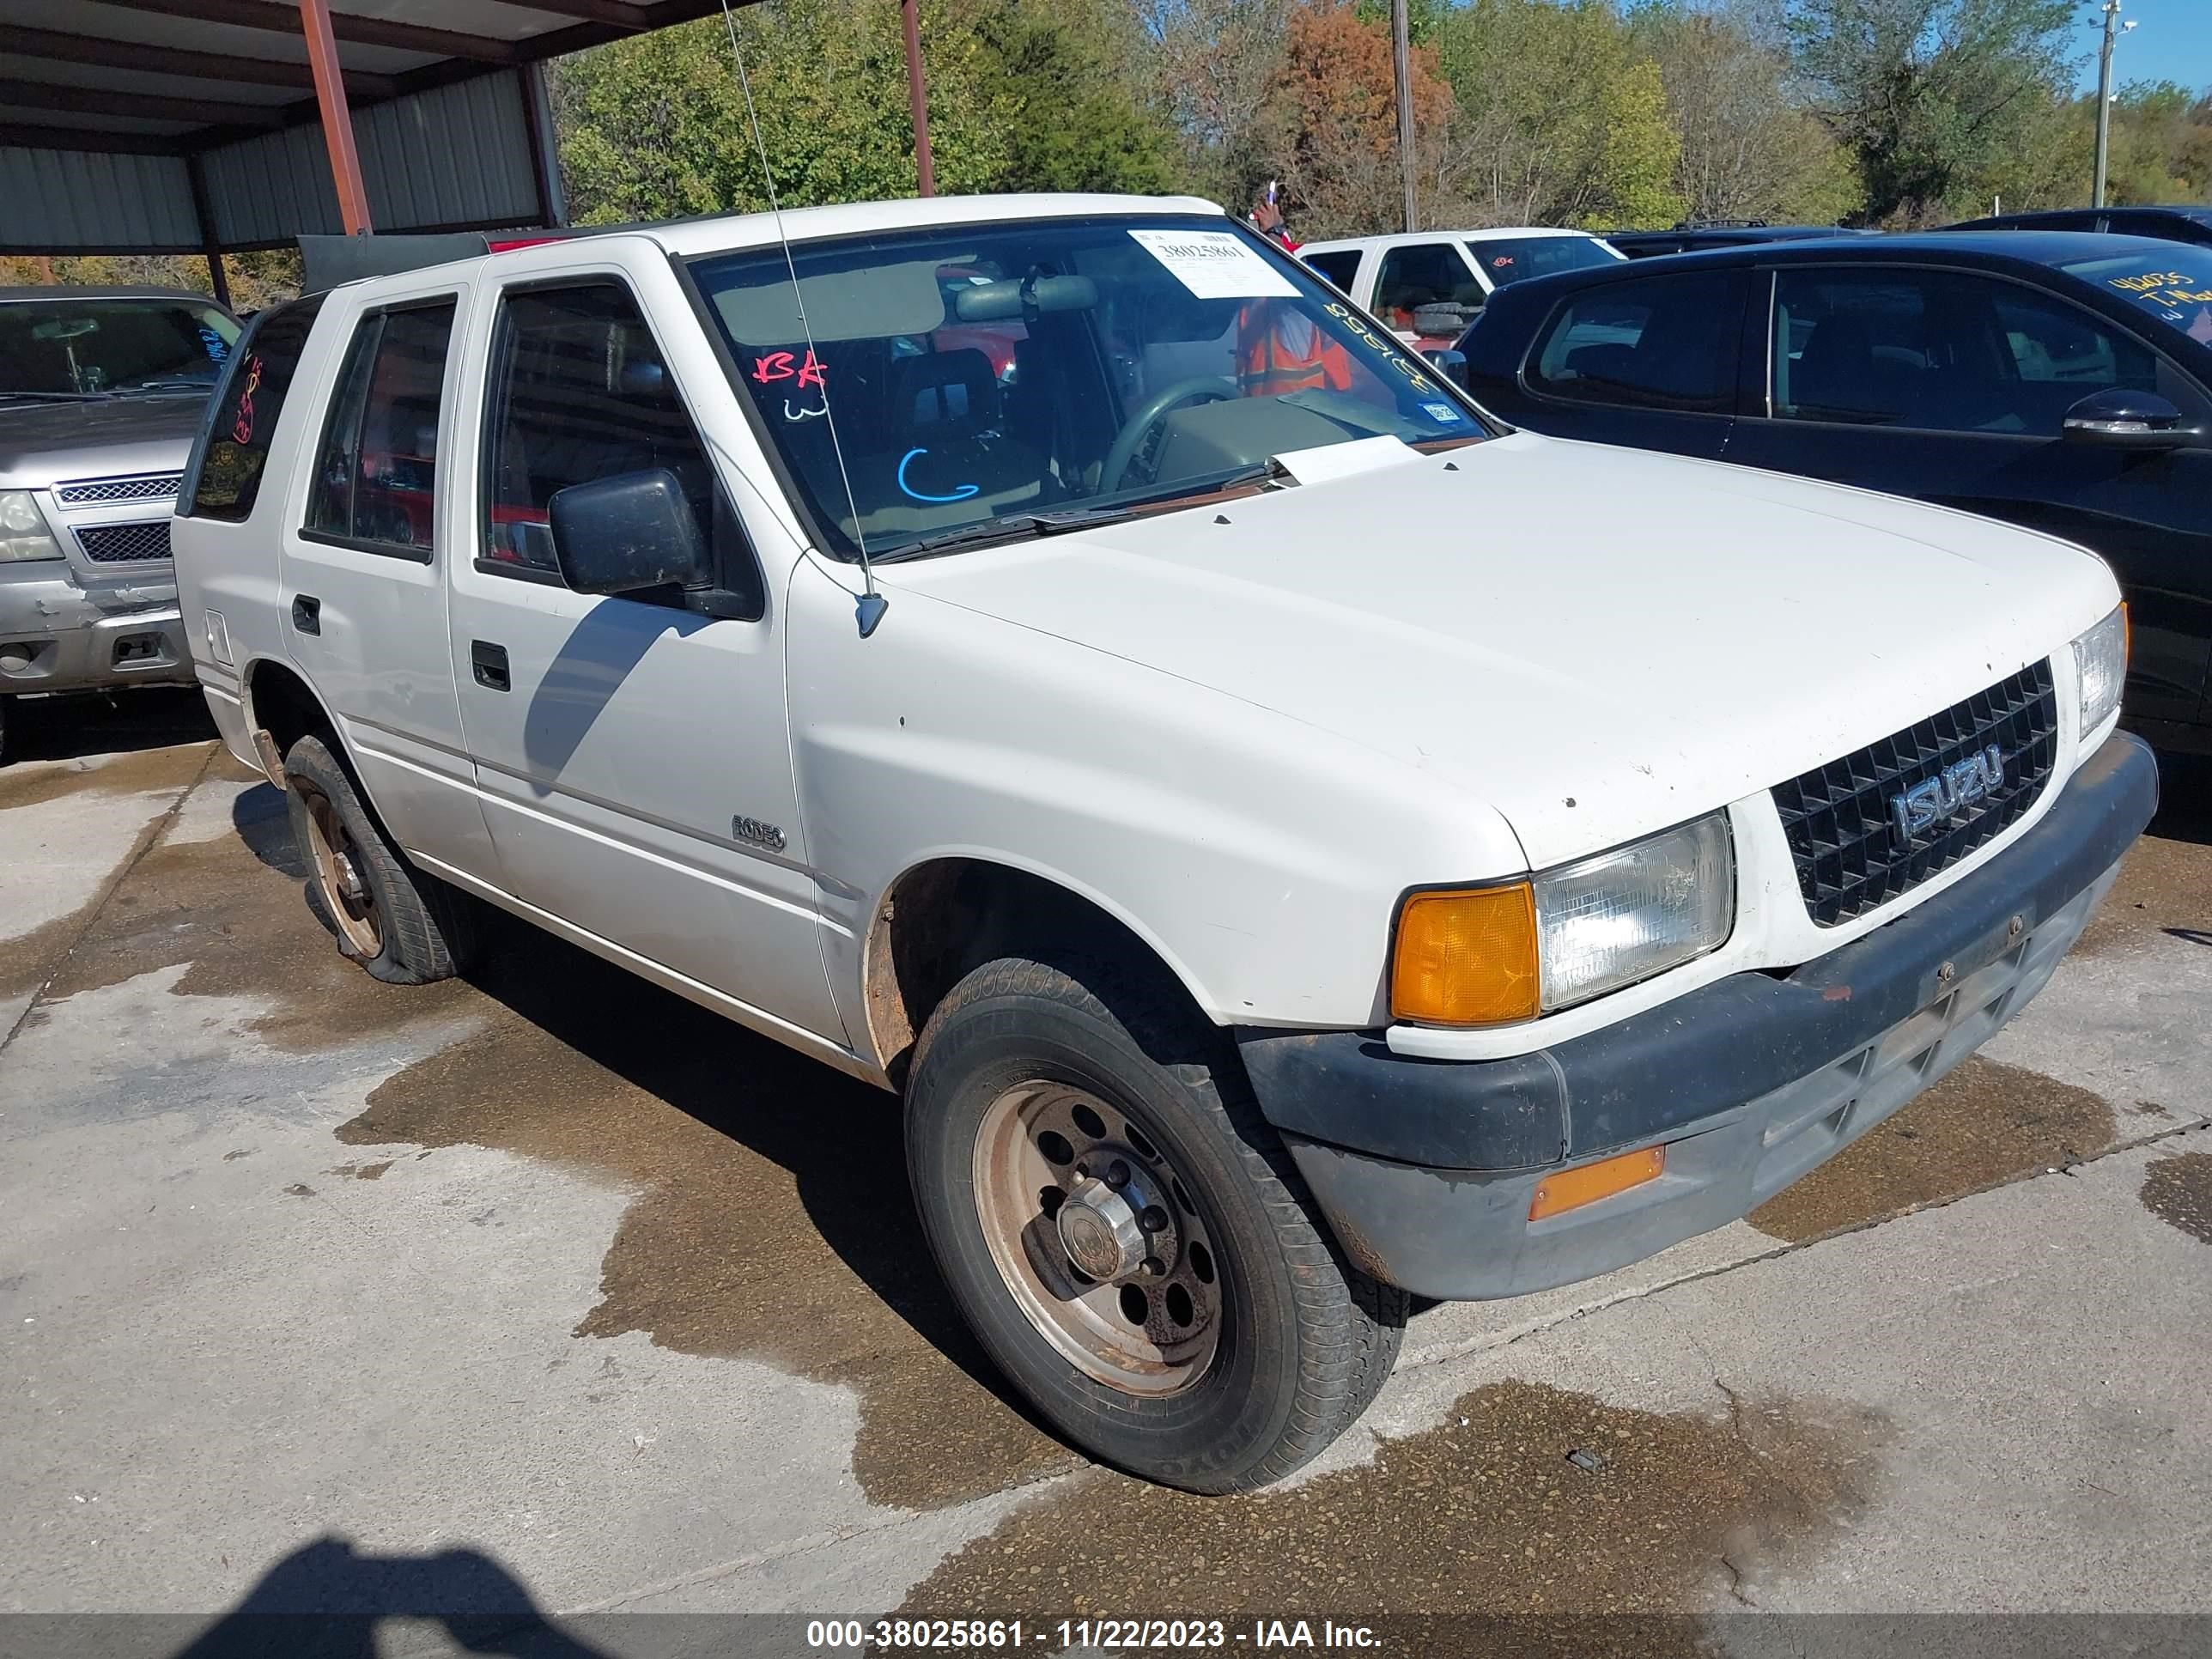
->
[884,434,2118,866]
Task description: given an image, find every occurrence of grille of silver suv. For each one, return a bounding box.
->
[75,521,174,563]
[56,473,184,506]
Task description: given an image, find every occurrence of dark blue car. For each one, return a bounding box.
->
[1455,232,2212,753]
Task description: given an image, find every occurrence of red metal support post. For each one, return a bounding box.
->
[297,0,373,234]
[900,0,934,198]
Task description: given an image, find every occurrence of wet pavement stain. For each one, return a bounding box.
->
[890,1380,1885,1641]
[2139,1152,2212,1245]
[334,913,1079,1510]
[2074,833,2212,959]
[0,736,212,814]
[1748,1057,2114,1244]
[33,779,475,1050]
[327,1160,392,1181]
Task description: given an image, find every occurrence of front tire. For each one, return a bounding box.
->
[282,733,477,984]
[905,954,1406,1492]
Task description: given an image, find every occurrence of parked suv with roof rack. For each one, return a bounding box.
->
[0,285,242,762]
[175,195,2153,1492]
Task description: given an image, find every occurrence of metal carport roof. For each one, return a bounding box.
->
[0,0,748,302]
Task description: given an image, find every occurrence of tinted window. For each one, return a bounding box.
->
[0,297,238,398]
[1374,242,1484,328]
[1302,249,1361,295]
[1772,269,2157,435]
[482,282,757,613]
[1529,271,1739,412]
[2055,252,2212,346]
[1464,236,1620,289]
[184,296,324,523]
[305,302,455,557]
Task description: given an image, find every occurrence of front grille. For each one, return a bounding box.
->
[75,521,173,563]
[1771,660,2058,927]
[56,473,182,506]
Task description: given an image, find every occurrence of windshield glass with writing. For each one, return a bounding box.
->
[1464,236,1622,289]
[690,216,1480,558]
[2059,254,2212,347]
[0,300,240,398]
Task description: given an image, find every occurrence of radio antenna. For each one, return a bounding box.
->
[716,0,886,637]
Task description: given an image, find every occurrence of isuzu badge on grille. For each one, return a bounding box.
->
[1891,745,2005,842]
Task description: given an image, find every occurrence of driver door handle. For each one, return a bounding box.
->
[471,641,510,693]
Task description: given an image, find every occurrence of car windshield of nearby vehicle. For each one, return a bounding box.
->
[689,215,1480,559]
[1462,235,1622,289]
[2057,253,2212,347]
[0,298,240,403]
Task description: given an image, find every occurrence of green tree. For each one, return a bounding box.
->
[1629,4,1862,224]
[1786,0,2075,224]
[975,0,1179,193]
[1429,0,1684,229]
[550,0,1016,225]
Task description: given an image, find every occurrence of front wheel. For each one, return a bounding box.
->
[905,954,1406,1492]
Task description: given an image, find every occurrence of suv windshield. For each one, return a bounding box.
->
[2058,253,2212,347]
[1462,235,1621,289]
[0,296,240,400]
[690,215,1481,557]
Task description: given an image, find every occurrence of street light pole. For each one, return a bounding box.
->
[902,0,936,198]
[2091,0,2135,210]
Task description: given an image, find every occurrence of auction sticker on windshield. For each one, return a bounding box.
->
[1129,229,1297,300]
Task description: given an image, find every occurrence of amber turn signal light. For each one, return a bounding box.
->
[1528,1146,1666,1222]
[1390,883,1540,1027]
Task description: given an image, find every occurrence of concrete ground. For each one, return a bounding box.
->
[3,690,2210,1656]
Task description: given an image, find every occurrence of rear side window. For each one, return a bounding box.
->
[304,301,456,559]
[1301,249,1361,296]
[480,281,761,616]
[1528,271,1741,413]
[184,297,324,522]
[1374,242,1484,328]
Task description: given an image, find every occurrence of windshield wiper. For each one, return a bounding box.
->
[0,390,115,404]
[871,462,1288,564]
[877,506,1141,562]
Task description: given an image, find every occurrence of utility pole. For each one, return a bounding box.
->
[1391,0,1416,232]
[902,0,936,198]
[2091,0,2136,210]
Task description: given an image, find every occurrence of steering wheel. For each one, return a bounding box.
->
[1097,375,1242,495]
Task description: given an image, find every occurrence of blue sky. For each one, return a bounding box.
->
[2072,0,2212,97]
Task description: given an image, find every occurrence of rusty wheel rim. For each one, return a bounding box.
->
[299,786,382,959]
[974,1083,1222,1396]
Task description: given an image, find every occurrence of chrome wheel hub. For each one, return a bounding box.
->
[1056,1174,1146,1281]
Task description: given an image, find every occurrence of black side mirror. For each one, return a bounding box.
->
[548,469,710,597]
[1421,347,1470,391]
[1411,301,1480,341]
[2061,387,2192,452]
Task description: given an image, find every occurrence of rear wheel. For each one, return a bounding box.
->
[906,953,1406,1492]
[282,733,477,984]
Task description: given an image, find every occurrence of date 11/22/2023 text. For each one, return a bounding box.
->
[809,1619,1382,1650]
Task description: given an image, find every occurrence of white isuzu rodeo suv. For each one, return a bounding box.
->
[173,194,2156,1493]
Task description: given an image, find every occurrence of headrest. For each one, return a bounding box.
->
[893,348,1000,436]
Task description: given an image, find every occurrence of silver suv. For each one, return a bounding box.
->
[0,286,242,761]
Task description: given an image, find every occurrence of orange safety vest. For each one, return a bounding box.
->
[1236,307,1355,398]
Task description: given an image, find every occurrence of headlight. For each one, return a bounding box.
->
[2071,604,2127,737]
[1390,812,1735,1027]
[0,490,64,562]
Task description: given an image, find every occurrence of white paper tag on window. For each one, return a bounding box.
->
[1128,229,1298,300]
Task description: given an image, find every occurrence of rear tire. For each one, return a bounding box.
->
[905,952,1407,1493]
[282,733,478,984]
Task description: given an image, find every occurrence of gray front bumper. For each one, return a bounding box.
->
[1243,732,2160,1300]
[0,567,191,695]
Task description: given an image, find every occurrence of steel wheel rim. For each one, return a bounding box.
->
[300,787,382,958]
[973,1083,1223,1396]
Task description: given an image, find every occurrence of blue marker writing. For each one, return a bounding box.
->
[897,447,980,503]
